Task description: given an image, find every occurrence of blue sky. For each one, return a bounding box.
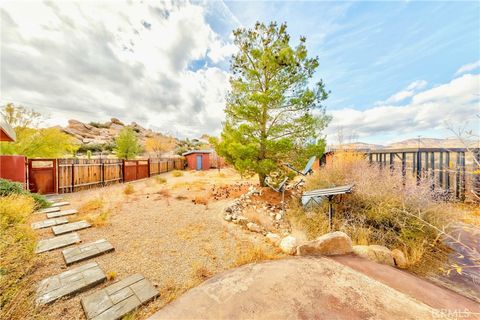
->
[1,1,479,145]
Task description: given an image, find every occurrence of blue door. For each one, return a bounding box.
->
[196,155,202,170]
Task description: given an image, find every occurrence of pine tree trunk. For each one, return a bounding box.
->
[259,173,266,187]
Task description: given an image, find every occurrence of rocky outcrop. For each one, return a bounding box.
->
[60,118,176,151]
[353,245,395,266]
[296,231,353,256]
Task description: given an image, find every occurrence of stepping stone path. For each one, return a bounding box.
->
[50,201,70,207]
[36,262,106,305]
[38,207,61,214]
[63,239,114,266]
[53,220,91,235]
[81,274,159,320]
[32,217,69,230]
[47,209,78,219]
[36,232,81,253]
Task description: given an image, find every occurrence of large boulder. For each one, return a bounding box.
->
[296,231,353,256]
[279,236,297,255]
[392,249,408,269]
[353,245,395,266]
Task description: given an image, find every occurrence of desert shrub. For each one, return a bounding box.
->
[288,151,465,270]
[172,170,183,177]
[123,184,135,195]
[233,242,282,267]
[0,179,48,208]
[155,176,167,184]
[88,121,109,129]
[0,194,38,319]
[80,197,104,212]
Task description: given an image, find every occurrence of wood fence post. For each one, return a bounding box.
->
[460,152,466,201]
[71,162,75,193]
[122,159,125,183]
[148,159,151,177]
[455,152,460,199]
[101,159,105,186]
[416,151,422,184]
[439,152,443,189]
[430,152,435,190]
[445,152,450,192]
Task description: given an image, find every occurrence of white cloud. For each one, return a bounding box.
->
[377,80,427,105]
[326,73,480,142]
[0,1,236,138]
[455,60,480,75]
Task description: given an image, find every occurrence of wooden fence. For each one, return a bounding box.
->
[56,158,184,193]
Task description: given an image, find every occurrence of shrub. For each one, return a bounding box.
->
[172,170,183,177]
[0,179,48,209]
[88,121,109,129]
[0,194,38,319]
[289,151,464,270]
[80,197,104,212]
[123,184,135,195]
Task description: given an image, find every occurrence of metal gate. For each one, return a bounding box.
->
[28,159,57,194]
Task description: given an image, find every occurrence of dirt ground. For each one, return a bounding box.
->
[29,169,283,319]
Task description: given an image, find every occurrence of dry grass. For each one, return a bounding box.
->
[233,241,283,267]
[88,210,111,227]
[106,271,117,281]
[242,207,274,231]
[79,197,104,212]
[289,151,472,272]
[172,170,184,177]
[175,223,206,241]
[155,176,167,184]
[123,184,135,195]
[0,195,40,320]
[192,195,209,208]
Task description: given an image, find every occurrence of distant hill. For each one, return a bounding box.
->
[331,138,478,151]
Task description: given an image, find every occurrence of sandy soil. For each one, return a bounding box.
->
[29,169,282,319]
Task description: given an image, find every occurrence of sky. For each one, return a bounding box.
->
[1,0,479,145]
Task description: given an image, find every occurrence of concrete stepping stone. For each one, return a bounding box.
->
[36,232,81,253]
[47,209,78,219]
[63,239,114,266]
[36,262,106,305]
[81,274,159,320]
[32,217,69,230]
[45,195,63,201]
[52,220,91,235]
[50,201,70,207]
[37,207,61,214]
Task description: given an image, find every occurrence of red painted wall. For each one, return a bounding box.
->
[0,155,27,184]
[185,153,210,170]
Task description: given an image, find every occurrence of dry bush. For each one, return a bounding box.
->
[87,210,111,227]
[123,184,135,195]
[106,271,117,281]
[0,195,40,319]
[172,170,183,177]
[192,195,209,207]
[79,197,104,212]
[155,176,167,184]
[290,151,471,271]
[233,241,282,267]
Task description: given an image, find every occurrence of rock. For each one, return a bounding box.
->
[110,118,124,126]
[296,231,353,256]
[247,222,262,233]
[275,213,282,221]
[236,216,249,226]
[225,206,233,213]
[224,214,232,222]
[392,249,408,269]
[279,236,297,255]
[266,233,281,245]
[353,245,395,266]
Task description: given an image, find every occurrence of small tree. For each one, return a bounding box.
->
[145,135,175,158]
[214,22,330,186]
[114,127,140,160]
[0,103,78,157]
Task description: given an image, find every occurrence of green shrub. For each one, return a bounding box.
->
[0,179,49,208]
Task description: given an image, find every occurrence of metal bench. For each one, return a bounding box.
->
[301,184,354,230]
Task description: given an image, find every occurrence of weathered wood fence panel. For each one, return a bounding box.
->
[54,157,184,194]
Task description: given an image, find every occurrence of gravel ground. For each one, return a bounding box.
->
[29,169,281,320]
